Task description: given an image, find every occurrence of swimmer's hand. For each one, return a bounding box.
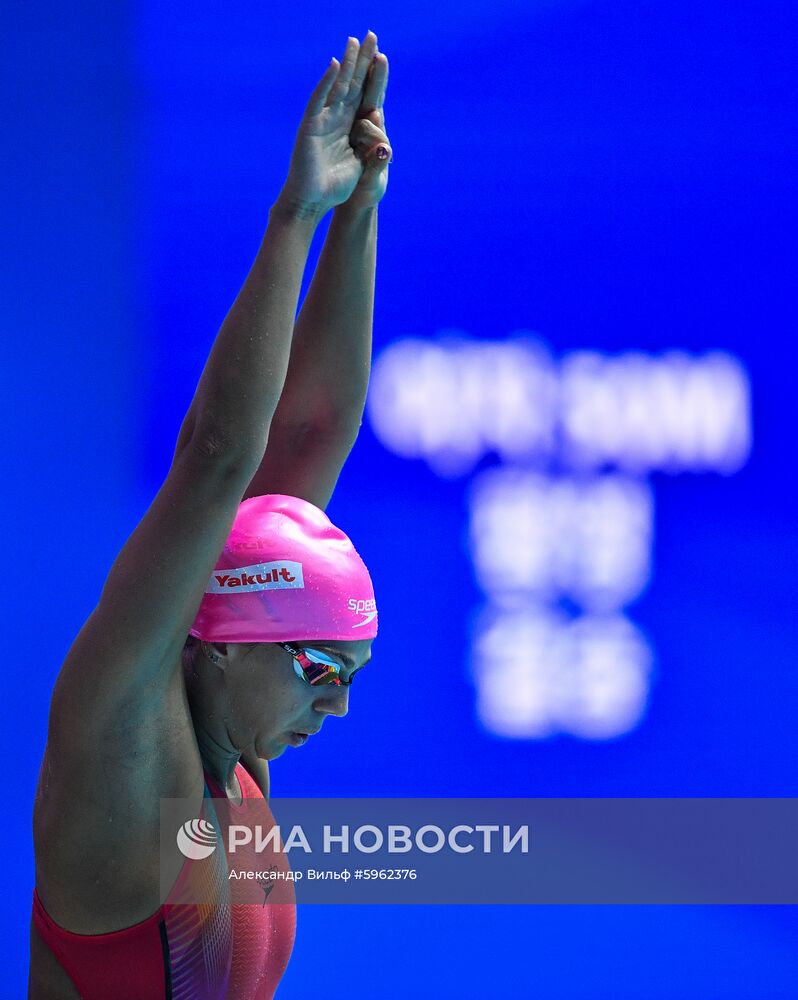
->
[342,43,392,212]
[277,32,392,219]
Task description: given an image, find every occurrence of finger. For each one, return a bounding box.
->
[303,58,340,118]
[350,119,392,163]
[328,36,360,104]
[356,106,386,131]
[349,118,386,151]
[360,52,389,113]
[348,30,378,100]
[365,142,392,168]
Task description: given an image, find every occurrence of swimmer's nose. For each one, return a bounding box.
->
[313,684,349,719]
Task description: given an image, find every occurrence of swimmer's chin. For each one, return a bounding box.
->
[253,738,288,762]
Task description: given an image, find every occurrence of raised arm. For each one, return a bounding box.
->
[32,38,387,942]
[174,40,382,462]
[244,33,392,509]
[49,42,377,731]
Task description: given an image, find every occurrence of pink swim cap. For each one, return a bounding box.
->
[189,494,378,643]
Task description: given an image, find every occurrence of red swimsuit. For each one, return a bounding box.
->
[32,763,296,999]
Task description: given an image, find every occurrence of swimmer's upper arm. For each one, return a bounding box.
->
[51,438,257,735]
[242,416,359,511]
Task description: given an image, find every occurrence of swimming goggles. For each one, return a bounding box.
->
[278,642,350,687]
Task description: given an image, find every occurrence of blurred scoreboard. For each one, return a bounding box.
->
[368,335,751,739]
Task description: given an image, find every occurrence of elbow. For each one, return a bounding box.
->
[279,414,361,453]
[193,425,237,460]
[186,423,269,476]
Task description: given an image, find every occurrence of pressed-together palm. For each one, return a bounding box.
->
[281,31,392,215]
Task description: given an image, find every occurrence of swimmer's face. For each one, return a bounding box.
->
[222,638,374,760]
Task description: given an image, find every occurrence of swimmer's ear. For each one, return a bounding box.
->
[201,641,228,668]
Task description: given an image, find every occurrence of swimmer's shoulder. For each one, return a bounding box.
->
[33,441,257,933]
[33,652,205,934]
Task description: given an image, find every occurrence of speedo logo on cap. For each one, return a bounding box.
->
[348,597,377,628]
[206,561,304,594]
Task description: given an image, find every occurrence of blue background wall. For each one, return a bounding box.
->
[5,1,797,996]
